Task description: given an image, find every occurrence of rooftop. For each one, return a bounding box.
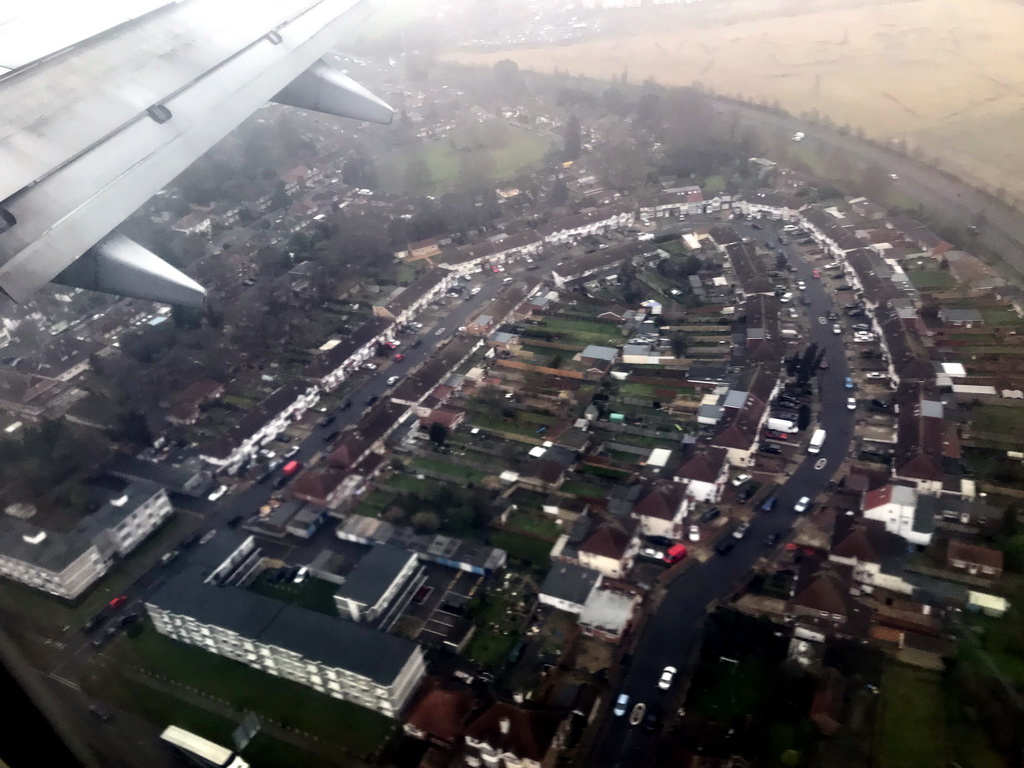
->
[334,545,416,606]
[539,563,601,606]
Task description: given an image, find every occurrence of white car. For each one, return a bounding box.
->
[794,496,811,514]
[732,521,751,540]
[731,473,753,487]
[888,173,899,180]
[470,287,481,295]
[386,375,400,386]
[688,525,700,543]
[793,132,805,142]
[658,666,678,690]
[362,362,378,371]
[613,694,630,717]
[865,372,888,379]
[640,547,664,561]
[779,292,793,304]
[207,485,228,501]
[832,323,842,335]
[847,397,857,411]
[796,281,807,290]
[293,566,308,584]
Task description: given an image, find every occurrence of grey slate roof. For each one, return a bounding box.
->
[148,567,419,685]
[334,545,415,606]
[539,563,600,605]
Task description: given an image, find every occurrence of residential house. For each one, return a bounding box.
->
[672,447,729,503]
[946,540,1003,579]
[538,205,634,246]
[199,384,320,473]
[862,483,934,546]
[167,379,224,425]
[937,308,984,328]
[402,677,475,748]
[372,268,456,325]
[630,482,688,540]
[463,702,563,768]
[171,210,213,236]
[577,586,641,644]
[828,517,914,594]
[893,383,950,494]
[400,238,443,262]
[711,365,778,467]
[303,317,395,392]
[289,469,353,509]
[538,563,602,614]
[576,518,639,579]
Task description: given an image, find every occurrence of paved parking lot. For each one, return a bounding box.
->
[400,564,483,647]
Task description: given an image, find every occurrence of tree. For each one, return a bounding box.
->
[670,334,688,358]
[549,177,569,207]
[114,409,153,447]
[410,511,441,534]
[403,157,433,196]
[798,404,812,432]
[563,114,582,161]
[428,422,448,446]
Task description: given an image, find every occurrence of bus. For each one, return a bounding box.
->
[808,428,826,454]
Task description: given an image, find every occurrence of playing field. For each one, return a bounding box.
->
[447,0,1024,200]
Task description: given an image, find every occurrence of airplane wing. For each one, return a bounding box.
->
[0,0,394,307]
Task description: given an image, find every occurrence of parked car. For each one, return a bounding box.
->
[366,395,379,406]
[760,496,778,513]
[639,547,665,561]
[227,515,243,529]
[759,444,782,455]
[794,496,811,514]
[844,376,855,389]
[323,429,340,443]
[732,521,751,539]
[613,694,630,717]
[386,375,400,386]
[646,535,674,547]
[207,485,228,501]
[688,525,700,542]
[764,532,781,546]
[832,323,842,335]
[294,566,309,584]
[658,666,678,690]
[731,474,752,487]
[699,507,721,524]
[847,397,857,411]
[738,482,761,503]
[109,595,127,610]
[393,353,405,362]
[715,538,736,555]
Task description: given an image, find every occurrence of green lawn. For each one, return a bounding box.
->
[907,268,956,291]
[465,629,517,668]
[971,404,1024,437]
[491,530,552,568]
[381,131,551,195]
[536,317,621,346]
[504,511,562,541]
[560,481,607,499]
[981,307,1022,326]
[116,625,393,756]
[410,455,488,482]
[875,664,947,768]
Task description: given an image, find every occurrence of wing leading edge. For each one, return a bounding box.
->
[0,0,393,307]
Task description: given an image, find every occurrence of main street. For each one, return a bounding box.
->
[590,220,856,767]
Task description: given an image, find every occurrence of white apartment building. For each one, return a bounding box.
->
[146,568,426,718]
[0,483,172,599]
[332,545,424,628]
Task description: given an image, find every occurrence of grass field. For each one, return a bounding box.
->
[875,663,1005,768]
[907,268,956,291]
[971,404,1024,437]
[448,0,1024,201]
[380,131,551,195]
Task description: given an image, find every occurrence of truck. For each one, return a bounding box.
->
[766,417,799,434]
[808,428,826,454]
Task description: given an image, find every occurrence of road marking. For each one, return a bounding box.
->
[818,316,826,324]
[814,458,827,470]
[49,674,81,691]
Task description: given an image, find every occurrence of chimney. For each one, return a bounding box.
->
[498,717,511,735]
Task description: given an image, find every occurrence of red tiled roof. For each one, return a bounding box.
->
[580,520,635,560]
[633,483,686,521]
[674,448,726,483]
[947,540,1004,571]
[403,678,474,744]
[465,703,561,762]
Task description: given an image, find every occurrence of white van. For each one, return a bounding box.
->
[808,428,826,454]
[502,277,514,284]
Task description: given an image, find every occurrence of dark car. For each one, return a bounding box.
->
[340,400,352,410]
[714,539,736,555]
[92,625,119,648]
[319,414,336,428]
[738,482,761,503]
[323,429,340,443]
[119,613,140,627]
[699,507,721,524]
[836,285,853,291]
[751,223,763,230]
[180,532,201,549]
[759,444,782,455]
[760,496,778,513]
[646,535,674,547]
[366,395,379,406]
[272,475,290,491]
[412,339,423,348]
[827,311,838,321]
[227,515,243,529]
[764,532,781,546]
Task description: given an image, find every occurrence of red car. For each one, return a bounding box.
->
[109,595,127,610]
[812,269,821,278]
[666,544,688,564]
[393,353,405,362]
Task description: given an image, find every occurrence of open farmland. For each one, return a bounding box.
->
[447,0,1024,200]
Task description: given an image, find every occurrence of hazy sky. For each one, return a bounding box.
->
[0,0,176,70]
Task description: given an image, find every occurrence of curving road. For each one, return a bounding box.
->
[717,100,1024,280]
[589,220,856,768]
